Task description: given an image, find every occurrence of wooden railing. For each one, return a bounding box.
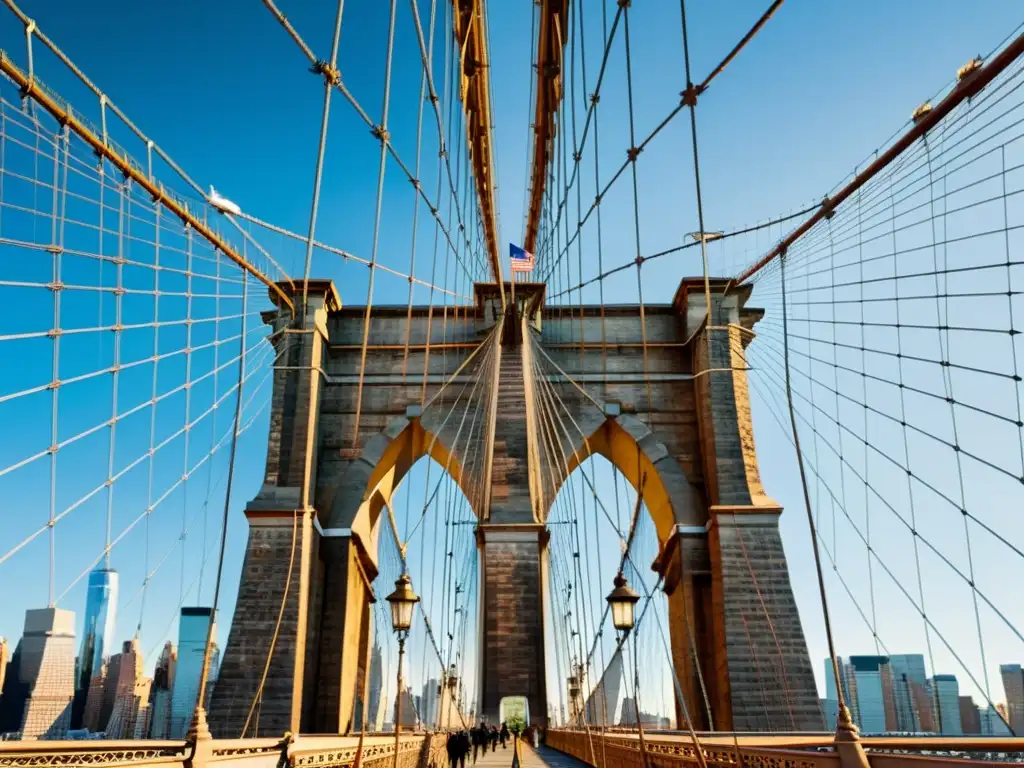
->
[545,729,1024,767]
[0,733,449,768]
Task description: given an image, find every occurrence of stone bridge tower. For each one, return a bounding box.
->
[208,277,824,737]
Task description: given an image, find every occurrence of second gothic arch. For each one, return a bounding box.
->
[542,413,705,542]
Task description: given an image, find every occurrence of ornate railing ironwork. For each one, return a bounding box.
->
[0,733,449,768]
[546,729,1024,767]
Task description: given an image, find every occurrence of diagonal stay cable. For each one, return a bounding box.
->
[748,355,1018,734]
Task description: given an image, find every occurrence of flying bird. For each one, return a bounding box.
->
[208,186,241,215]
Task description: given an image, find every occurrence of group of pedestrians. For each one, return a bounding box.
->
[444,722,511,767]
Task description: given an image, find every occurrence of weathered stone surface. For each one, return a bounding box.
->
[662,530,716,731]
[710,514,823,731]
[315,535,374,733]
[479,530,547,727]
[212,279,822,737]
[209,517,305,737]
[489,348,535,523]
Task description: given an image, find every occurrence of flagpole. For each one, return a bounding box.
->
[508,244,516,328]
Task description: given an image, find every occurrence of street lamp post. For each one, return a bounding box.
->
[386,573,419,768]
[446,663,458,730]
[607,571,648,766]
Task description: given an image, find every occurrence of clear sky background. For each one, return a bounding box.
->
[0,0,1022,726]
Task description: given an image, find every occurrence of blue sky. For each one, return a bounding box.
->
[0,0,1022,726]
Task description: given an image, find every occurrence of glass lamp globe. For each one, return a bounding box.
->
[606,571,639,631]
[385,573,420,633]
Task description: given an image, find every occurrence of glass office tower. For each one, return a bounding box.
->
[72,568,117,729]
[168,607,215,739]
[77,568,118,689]
[929,675,963,735]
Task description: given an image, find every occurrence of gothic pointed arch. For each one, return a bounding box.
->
[314,411,479,734]
[322,411,479,572]
[541,412,706,540]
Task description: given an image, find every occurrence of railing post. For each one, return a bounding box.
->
[833,706,871,768]
[184,709,214,768]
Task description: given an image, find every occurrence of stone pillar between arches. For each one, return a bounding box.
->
[655,525,716,732]
[477,524,548,728]
[313,532,376,734]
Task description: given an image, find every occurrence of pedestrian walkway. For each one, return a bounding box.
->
[465,743,587,767]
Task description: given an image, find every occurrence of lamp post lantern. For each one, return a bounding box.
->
[386,573,419,767]
[386,572,419,633]
[606,571,639,633]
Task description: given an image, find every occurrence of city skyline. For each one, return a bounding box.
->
[0,599,218,740]
[822,653,1020,736]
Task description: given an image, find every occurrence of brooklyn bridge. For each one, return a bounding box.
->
[0,0,1023,766]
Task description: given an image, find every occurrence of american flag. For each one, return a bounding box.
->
[509,243,535,272]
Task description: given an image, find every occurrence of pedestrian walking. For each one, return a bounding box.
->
[472,723,487,763]
[499,722,509,749]
[447,731,468,768]
[489,725,499,752]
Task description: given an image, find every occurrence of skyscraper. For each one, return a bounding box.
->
[103,639,151,740]
[821,698,838,730]
[959,696,982,735]
[396,687,417,729]
[0,639,25,736]
[584,647,624,727]
[928,675,963,735]
[413,694,423,728]
[1000,664,1024,735]
[889,654,930,732]
[618,697,661,727]
[997,702,1010,724]
[849,657,897,733]
[148,642,177,739]
[169,607,215,739]
[911,683,936,732]
[73,568,118,729]
[420,678,440,730]
[80,662,107,733]
[982,704,1014,736]
[825,657,859,728]
[367,641,384,732]
[7,608,77,739]
[826,656,897,734]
